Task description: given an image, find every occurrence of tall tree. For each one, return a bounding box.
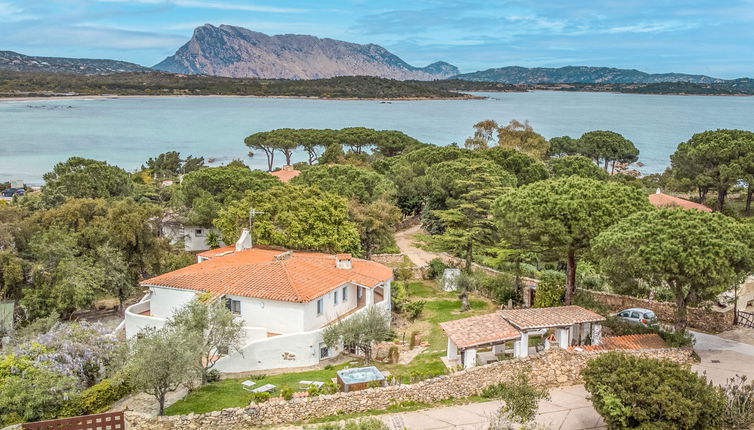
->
[349,198,402,260]
[548,155,608,180]
[593,209,754,331]
[214,184,361,254]
[482,146,549,186]
[127,327,196,415]
[496,120,550,160]
[494,177,651,304]
[322,306,393,364]
[465,119,499,150]
[292,164,395,204]
[167,298,244,385]
[578,130,639,173]
[670,129,754,212]
[244,131,276,171]
[42,157,133,206]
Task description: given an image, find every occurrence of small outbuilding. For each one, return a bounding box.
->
[439,313,521,369]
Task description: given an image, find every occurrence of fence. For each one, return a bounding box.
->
[22,411,125,430]
[738,311,754,329]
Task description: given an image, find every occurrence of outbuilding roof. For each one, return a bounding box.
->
[648,191,712,212]
[439,313,521,349]
[270,166,301,183]
[499,305,605,330]
[571,334,667,351]
[142,247,393,303]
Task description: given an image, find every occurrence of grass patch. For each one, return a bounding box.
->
[164,361,360,416]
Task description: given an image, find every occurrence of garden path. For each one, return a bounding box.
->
[394,225,445,267]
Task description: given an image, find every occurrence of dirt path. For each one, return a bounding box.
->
[394,225,446,267]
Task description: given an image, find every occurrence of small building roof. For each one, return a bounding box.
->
[142,247,393,303]
[499,305,605,330]
[270,166,301,183]
[439,313,521,349]
[570,334,667,352]
[648,190,712,212]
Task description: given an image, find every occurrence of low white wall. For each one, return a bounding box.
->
[149,287,197,318]
[125,301,167,338]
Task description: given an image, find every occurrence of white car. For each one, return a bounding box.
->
[615,308,658,327]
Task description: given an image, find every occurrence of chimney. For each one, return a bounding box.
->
[655,188,662,195]
[335,253,352,269]
[235,229,252,251]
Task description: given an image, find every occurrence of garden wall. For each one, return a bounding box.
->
[126,347,693,429]
[581,290,735,333]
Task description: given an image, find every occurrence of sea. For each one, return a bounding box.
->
[1,91,753,185]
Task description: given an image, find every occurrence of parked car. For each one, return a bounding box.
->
[1,188,24,197]
[615,308,658,327]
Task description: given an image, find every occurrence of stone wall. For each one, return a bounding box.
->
[370,253,408,266]
[126,348,693,429]
[582,290,735,333]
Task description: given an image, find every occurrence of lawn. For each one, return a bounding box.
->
[164,281,496,415]
[164,361,360,416]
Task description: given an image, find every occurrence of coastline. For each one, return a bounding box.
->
[0,93,485,103]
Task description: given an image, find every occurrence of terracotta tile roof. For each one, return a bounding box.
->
[439,313,520,349]
[499,305,605,330]
[649,192,712,212]
[571,334,667,351]
[142,248,393,303]
[197,246,237,258]
[270,168,300,183]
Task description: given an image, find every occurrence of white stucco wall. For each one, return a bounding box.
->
[148,287,198,318]
[303,283,358,331]
[232,295,307,334]
[124,300,166,338]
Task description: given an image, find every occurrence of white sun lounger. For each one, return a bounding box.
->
[250,383,276,393]
[241,380,256,392]
[299,380,325,389]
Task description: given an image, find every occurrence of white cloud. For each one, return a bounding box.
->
[0,1,35,21]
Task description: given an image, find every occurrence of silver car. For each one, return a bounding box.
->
[616,308,658,327]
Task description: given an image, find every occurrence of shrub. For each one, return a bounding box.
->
[388,346,400,364]
[721,375,754,429]
[280,386,294,400]
[311,418,389,430]
[249,392,270,403]
[248,373,267,380]
[61,378,131,417]
[485,371,549,429]
[319,381,339,395]
[427,258,447,279]
[533,271,565,308]
[205,369,221,383]
[391,282,408,313]
[479,272,521,306]
[409,330,420,349]
[602,316,694,348]
[582,352,725,429]
[403,300,425,320]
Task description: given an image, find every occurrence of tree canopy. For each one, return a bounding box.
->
[292,164,396,204]
[548,155,608,180]
[42,157,133,206]
[214,184,361,254]
[593,209,754,331]
[578,130,639,173]
[143,151,205,179]
[493,177,652,304]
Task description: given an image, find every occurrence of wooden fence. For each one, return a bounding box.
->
[737,311,754,329]
[22,411,125,430]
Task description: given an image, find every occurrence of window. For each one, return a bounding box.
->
[195,228,204,236]
[317,298,323,315]
[226,298,241,314]
[334,291,338,305]
[644,312,656,319]
[342,286,348,301]
[630,311,640,319]
[319,343,329,359]
[618,311,629,317]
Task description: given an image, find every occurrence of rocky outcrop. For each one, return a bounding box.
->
[0,51,150,75]
[154,24,459,80]
[126,347,694,429]
[452,65,725,84]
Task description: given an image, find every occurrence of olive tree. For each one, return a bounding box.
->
[322,306,393,364]
[493,177,651,304]
[593,209,754,331]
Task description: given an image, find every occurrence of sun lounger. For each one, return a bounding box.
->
[299,380,325,389]
[241,380,256,392]
[250,383,276,393]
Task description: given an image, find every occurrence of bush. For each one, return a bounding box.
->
[403,300,425,320]
[391,282,408,313]
[602,316,694,348]
[280,386,294,400]
[582,352,725,429]
[485,371,549,428]
[206,369,221,383]
[249,392,270,403]
[721,375,754,429]
[319,381,339,395]
[479,273,521,306]
[248,373,267,380]
[427,258,447,280]
[533,271,565,308]
[60,378,131,417]
[310,418,389,430]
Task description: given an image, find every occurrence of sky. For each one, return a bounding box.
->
[0,0,752,78]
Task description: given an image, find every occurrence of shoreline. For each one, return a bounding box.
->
[0,93,485,103]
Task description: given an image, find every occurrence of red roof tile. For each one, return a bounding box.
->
[571,334,667,351]
[499,306,605,330]
[439,313,521,348]
[142,248,393,303]
[270,168,300,183]
[648,192,712,212]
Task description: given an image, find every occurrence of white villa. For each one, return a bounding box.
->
[125,230,393,373]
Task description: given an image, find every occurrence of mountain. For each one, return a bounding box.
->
[452,66,725,84]
[154,24,459,80]
[0,50,151,75]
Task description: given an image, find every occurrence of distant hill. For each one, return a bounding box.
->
[452,66,726,84]
[0,50,151,75]
[154,24,459,80]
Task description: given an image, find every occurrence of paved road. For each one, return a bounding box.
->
[690,329,754,385]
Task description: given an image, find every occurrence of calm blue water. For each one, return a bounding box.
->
[2,91,753,185]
